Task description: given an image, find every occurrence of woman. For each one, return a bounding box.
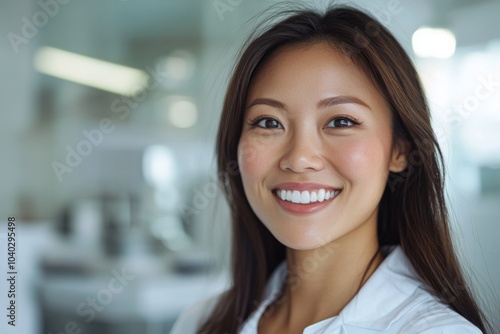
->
[171,4,489,334]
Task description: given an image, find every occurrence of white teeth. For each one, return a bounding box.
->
[276,188,340,204]
[300,191,310,204]
[318,189,325,202]
[292,190,301,203]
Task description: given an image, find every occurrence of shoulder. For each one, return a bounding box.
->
[388,248,483,333]
[396,297,483,333]
[170,293,222,334]
[342,246,483,333]
[385,248,483,333]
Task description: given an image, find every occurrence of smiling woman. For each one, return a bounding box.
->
[238,42,405,253]
[171,4,490,334]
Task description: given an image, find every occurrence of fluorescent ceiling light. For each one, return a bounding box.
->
[159,50,195,81]
[412,27,456,59]
[164,96,198,129]
[143,145,177,187]
[34,46,149,96]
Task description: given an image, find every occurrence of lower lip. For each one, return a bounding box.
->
[272,191,338,215]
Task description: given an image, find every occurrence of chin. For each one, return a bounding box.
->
[272,229,340,251]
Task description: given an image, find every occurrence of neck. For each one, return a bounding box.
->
[265,220,382,332]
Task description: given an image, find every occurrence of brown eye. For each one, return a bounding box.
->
[248,117,283,129]
[326,117,358,128]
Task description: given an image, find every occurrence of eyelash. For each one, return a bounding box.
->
[246,115,361,129]
[328,116,361,127]
[248,116,283,129]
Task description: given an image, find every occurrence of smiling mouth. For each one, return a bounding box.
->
[272,188,342,204]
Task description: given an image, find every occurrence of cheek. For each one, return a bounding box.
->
[333,136,390,179]
[237,136,270,181]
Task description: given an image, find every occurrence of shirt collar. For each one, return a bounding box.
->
[338,245,425,330]
[250,245,425,332]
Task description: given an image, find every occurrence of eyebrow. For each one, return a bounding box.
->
[247,98,287,111]
[246,95,370,111]
[317,95,370,109]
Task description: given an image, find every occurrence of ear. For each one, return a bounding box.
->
[389,139,409,173]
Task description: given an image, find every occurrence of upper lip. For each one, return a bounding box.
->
[273,182,340,191]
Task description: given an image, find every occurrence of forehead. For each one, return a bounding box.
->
[247,42,387,110]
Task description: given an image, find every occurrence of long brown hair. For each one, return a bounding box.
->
[201,4,489,333]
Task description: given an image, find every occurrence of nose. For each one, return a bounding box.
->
[279,131,325,173]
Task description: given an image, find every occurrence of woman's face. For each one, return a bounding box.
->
[237,42,407,250]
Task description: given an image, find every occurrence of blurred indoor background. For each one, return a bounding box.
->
[0,0,499,333]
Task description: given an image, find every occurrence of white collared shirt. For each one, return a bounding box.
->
[171,246,482,333]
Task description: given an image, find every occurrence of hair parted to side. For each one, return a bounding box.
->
[201,4,489,334]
